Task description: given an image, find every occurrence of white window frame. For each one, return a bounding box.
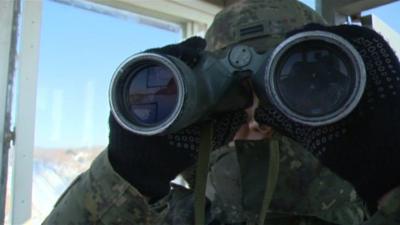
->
[0,0,19,223]
[10,1,43,224]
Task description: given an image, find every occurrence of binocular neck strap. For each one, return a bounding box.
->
[246,138,280,225]
[256,139,280,225]
[194,122,213,225]
[193,126,280,225]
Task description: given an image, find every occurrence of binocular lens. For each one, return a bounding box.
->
[110,53,186,135]
[124,65,178,126]
[275,40,354,117]
[266,31,366,126]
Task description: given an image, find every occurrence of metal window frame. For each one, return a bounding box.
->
[86,0,221,27]
[316,0,397,24]
[0,0,21,224]
[9,1,43,224]
[54,0,221,38]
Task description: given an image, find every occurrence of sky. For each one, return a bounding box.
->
[363,1,400,33]
[35,0,182,149]
[35,0,400,149]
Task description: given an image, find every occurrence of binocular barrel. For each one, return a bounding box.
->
[109,51,252,135]
[110,30,366,135]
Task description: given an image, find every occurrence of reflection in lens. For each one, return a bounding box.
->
[124,65,178,126]
[275,40,355,117]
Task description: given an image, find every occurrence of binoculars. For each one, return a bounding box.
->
[109,30,366,135]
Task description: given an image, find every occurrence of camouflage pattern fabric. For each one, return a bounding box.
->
[43,134,369,225]
[205,0,326,52]
[207,133,367,225]
[42,150,165,225]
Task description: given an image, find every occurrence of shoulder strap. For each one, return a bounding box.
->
[194,123,213,225]
[257,139,280,225]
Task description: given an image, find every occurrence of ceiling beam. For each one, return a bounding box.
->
[87,0,222,26]
[317,0,398,24]
[169,0,221,15]
[337,0,397,15]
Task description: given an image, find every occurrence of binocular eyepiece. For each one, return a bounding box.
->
[110,31,366,135]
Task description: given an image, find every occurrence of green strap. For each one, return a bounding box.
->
[257,139,280,225]
[194,123,213,225]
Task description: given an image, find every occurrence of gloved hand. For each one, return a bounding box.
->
[255,24,400,211]
[108,37,247,199]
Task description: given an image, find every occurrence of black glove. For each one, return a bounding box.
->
[255,24,400,211]
[108,37,247,198]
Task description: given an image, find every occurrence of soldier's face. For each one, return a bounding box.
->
[232,92,273,142]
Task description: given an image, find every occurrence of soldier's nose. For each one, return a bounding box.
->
[249,120,273,136]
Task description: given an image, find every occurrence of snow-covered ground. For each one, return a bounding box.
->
[30,148,102,224]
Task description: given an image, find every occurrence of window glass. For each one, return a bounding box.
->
[363,2,400,32]
[299,0,315,9]
[32,0,182,223]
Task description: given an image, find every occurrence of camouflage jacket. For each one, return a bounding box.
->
[43,134,370,225]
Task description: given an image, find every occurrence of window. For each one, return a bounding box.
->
[31,1,182,223]
[299,0,315,9]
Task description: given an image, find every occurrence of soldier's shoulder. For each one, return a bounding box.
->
[43,150,162,225]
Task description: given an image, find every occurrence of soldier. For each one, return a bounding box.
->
[43,0,400,224]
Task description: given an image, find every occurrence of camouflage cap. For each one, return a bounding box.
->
[205,0,326,52]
